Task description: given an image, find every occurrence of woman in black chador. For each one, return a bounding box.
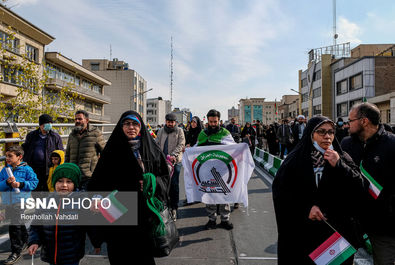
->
[185,116,202,147]
[272,116,368,264]
[88,110,170,265]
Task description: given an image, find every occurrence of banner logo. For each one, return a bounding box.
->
[192,150,238,194]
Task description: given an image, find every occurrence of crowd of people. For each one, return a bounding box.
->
[0,102,394,264]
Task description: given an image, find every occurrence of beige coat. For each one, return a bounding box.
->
[156,127,185,164]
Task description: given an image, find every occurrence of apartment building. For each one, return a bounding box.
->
[239,98,278,125]
[146,97,171,128]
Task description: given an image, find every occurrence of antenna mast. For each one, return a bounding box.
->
[110,44,112,61]
[170,36,174,108]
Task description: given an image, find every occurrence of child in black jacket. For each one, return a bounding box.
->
[28,163,101,265]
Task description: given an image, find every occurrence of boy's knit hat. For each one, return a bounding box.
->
[52,163,81,188]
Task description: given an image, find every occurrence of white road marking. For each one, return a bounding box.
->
[0,233,9,245]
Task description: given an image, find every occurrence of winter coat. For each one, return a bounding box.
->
[276,124,293,145]
[22,129,64,174]
[341,125,395,236]
[0,163,38,204]
[156,126,185,164]
[47,150,65,192]
[65,126,105,180]
[28,193,100,265]
[273,116,368,264]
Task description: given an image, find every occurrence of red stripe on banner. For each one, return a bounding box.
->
[309,232,342,260]
[192,159,199,185]
[369,188,378,199]
[231,159,238,188]
[99,206,116,223]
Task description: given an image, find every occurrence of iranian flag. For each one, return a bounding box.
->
[360,162,382,199]
[309,232,356,265]
[99,190,128,223]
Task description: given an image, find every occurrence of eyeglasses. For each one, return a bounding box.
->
[122,121,140,128]
[348,118,361,123]
[314,129,335,136]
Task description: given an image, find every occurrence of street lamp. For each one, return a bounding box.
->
[130,88,153,111]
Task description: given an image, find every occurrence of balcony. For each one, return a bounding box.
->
[46,78,111,104]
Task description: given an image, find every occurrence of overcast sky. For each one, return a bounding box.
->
[9,0,395,120]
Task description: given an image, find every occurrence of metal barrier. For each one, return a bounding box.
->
[0,122,116,162]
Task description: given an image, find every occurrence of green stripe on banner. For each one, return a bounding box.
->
[108,192,128,214]
[359,162,383,191]
[328,246,356,265]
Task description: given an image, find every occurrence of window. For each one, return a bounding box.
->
[336,80,347,95]
[337,102,348,117]
[302,108,308,117]
[82,80,91,89]
[75,77,80,86]
[92,84,102,94]
[84,102,93,112]
[26,44,38,62]
[90,63,100,71]
[313,87,321,98]
[313,70,321,81]
[349,99,362,110]
[0,31,19,54]
[313,105,321,115]
[94,104,102,115]
[301,78,308,87]
[302,93,309,103]
[350,74,363,91]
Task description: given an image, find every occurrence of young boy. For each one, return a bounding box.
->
[47,150,64,192]
[28,163,101,264]
[0,145,38,265]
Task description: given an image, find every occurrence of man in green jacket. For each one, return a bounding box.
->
[197,109,235,230]
[65,110,105,190]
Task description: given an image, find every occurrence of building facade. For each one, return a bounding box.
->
[227,106,240,123]
[82,58,148,123]
[146,97,171,128]
[239,98,278,125]
[333,55,395,124]
[0,4,54,113]
[278,95,299,120]
[45,52,112,123]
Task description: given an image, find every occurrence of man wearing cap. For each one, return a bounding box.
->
[22,114,64,191]
[65,110,105,190]
[156,113,185,221]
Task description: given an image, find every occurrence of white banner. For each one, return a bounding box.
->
[182,143,255,206]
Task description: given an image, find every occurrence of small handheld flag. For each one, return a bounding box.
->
[147,123,157,138]
[99,190,128,223]
[360,162,382,199]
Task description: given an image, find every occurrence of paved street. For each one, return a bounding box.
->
[0,164,278,265]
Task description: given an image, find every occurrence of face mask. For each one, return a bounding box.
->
[43,123,52,132]
[313,141,333,154]
[337,122,343,126]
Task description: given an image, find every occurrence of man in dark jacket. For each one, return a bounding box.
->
[335,117,348,143]
[341,103,395,265]
[276,119,293,159]
[22,114,63,191]
[65,110,105,190]
[254,120,264,149]
[225,118,240,143]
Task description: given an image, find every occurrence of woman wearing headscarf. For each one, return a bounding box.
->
[272,116,368,264]
[185,116,202,147]
[88,111,170,265]
[241,122,256,154]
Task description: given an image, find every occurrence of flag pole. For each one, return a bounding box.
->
[323,219,337,233]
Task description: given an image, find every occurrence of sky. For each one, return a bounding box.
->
[7,0,395,120]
